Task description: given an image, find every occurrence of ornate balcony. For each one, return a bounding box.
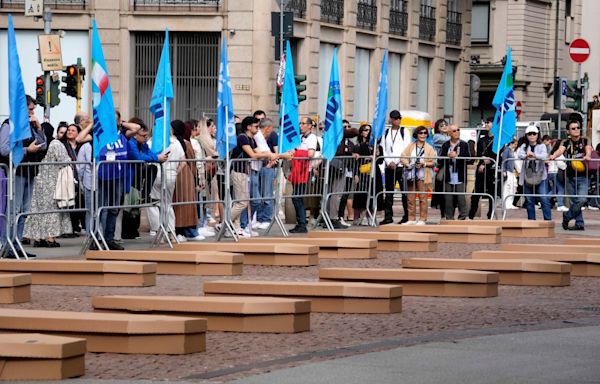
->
[419,4,436,41]
[446,10,462,45]
[357,0,377,31]
[286,0,306,18]
[389,0,408,36]
[132,0,221,11]
[0,0,87,9]
[321,0,344,25]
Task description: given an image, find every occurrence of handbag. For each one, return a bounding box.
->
[359,162,372,174]
[435,165,445,182]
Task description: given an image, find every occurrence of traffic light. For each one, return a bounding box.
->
[565,80,583,112]
[295,74,306,103]
[62,65,78,98]
[35,75,46,107]
[49,74,61,107]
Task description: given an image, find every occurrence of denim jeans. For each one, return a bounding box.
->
[548,172,565,206]
[257,167,277,223]
[292,183,307,228]
[13,174,34,240]
[240,170,259,228]
[98,178,122,242]
[523,180,552,220]
[564,175,587,227]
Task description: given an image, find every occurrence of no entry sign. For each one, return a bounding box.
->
[569,38,590,63]
[515,101,522,118]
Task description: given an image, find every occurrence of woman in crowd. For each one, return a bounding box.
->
[431,118,450,215]
[23,124,74,247]
[189,119,215,237]
[351,123,382,225]
[549,140,567,211]
[63,123,85,236]
[400,126,437,225]
[516,125,552,220]
[501,138,519,210]
[198,118,224,227]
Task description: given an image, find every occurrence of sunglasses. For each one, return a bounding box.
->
[450,129,459,133]
[527,132,538,136]
[569,126,580,130]
[417,131,428,135]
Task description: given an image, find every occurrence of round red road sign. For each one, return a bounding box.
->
[569,38,591,63]
[515,101,522,118]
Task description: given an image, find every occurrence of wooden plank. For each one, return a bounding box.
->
[442,220,555,238]
[564,238,600,246]
[500,243,600,254]
[92,296,311,333]
[240,237,377,259]
[378,224,501,244]
[402,258,570,286]
[307,231,438,251]
[318,267,499,298]
[203,280,403,314]
[174,242,318,254]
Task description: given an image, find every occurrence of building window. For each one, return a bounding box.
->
[133,32,220,123]
[444,61,456,121]
[471,2,490,44]
[388,52,402,109]
[419,1,437,42]
[446,0,461,46]
[318,43,336,120]
[321,0,344,25]
[355,48,371,121]
[286,0,306,18]
[416,57,430,112]
[357,0,377,31]
[0,0,88,9]
[389,0,408,36]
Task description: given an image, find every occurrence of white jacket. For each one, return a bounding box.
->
[381,127,412,166]
[54,165,76,208]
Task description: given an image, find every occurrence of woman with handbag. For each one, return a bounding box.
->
[400,126,436,225]
[516,125,551,221]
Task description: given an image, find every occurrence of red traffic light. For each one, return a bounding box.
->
[36,76,44,86]
[67,65,77,76]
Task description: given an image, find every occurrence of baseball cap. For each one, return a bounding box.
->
[525,125,539,134]
[389,110,401,119]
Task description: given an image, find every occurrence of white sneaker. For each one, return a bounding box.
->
[243,227,259,237]
[187,234,205,241]
[339,218,352,227]
[176,234,187,243]
[236,228,252,238]
[582,206,586,211]
[415,220,426,225]
[557,206,568,212]
[402,220,417,225]
[257,222,271,230]
[199,227,216,237]
[588,206,599,211]
[149,230,157,237]
[208,217,217,225]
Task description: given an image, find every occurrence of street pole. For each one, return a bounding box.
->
[43,7,52,122]
[76,57,82,113]
[553,0,560,139]
[280,0,284,67]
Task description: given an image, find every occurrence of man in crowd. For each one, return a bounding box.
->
[381,110,410,225]
[289,116,317,233]
[253,117,279,229]
[549,119,592,230]
[469,117,497,219]
[439,125,471,220]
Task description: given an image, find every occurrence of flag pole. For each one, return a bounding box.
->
[493,105,505,220]
[271,100,288,236]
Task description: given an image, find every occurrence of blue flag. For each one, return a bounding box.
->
[91,20,118,160]
[7,14,32,167]
[216,38,236,159]
[150,29,174,155]
[279,40,301,154]
[371,50,388,144]
[322,48,343,161]
[490,47,516,154]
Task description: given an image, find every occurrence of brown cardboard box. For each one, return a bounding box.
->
[86,250,243,276]
[378,224,501,244]
[0,309,206,354]
[0,273,31,303]
[0,333,85,380]
[472,250,600,277]
[307,231,438,252]
[500,243,600,253]
[318,267,498,298]
[203,280,403,314]
[442,219,555,238]
[402,258,571,286]
[565,238,600,245]
[240,237,377,259]
[0,260,156,287]
[174,242,319,266]
[93,295,311,333]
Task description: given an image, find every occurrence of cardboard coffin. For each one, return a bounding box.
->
[401,258,571,286]
[564,238,600,246]
[86,250,243,276]
[442,219,555,238]
[239,237,377,259]
[203,280,403,314]
[307,231,438,252]
[378,224,501,244]
[92,295,311,333]
[318,267,499,298]
[0,273,31,304]
[174,242,319,266]
[0,260,156,287]
[0,333,85,380]
[472,250,600,277]
[0,309,206,354]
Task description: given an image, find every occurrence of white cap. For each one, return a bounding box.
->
[525,125,539,134]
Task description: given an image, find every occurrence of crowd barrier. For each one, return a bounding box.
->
[2,152,600,257]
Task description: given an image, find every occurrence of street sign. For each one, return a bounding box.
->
[38,34,63,71]
[569,38,591,63]
[515,101,522,118]
[25,0,43,17]
[560,78,567,109]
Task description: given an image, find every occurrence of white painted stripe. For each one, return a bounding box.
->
[570,47,590,54]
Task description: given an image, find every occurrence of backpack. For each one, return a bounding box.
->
[523,145,545,187]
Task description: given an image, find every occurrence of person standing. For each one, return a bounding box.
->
[549,119,592,230]
[380,110,411,224]
[469,117,497,219]
[254,117,278,229]
[439,125,470,220]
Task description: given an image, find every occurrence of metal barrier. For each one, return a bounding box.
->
[0,163,11,257]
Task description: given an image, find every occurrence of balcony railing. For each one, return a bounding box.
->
[446,10,462,45]
[0,0,87,9]
[321,0,344,25]
[286,0,306,18]
[419,4,436,41]
[389,0,408,36]
[132,0,221,11]
[357,0,377,30]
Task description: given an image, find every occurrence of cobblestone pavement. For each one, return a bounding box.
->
[2,209,600,382]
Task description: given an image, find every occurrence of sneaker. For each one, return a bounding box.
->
[569,225,585,231]
[243,227,259,237]
[199,227,216,237]
[289,226,308,234]
[149,230,157,237]
[379,218,393,225]
[339,218,352,227]
[176,235,188,243]
[330,220,346,230]
[588,206,599,211]
[208,217,217,225]
[557,206,568,212]
[187,234,205,241]
[415,220,426,225]
[562,215,569,230]
[257,222,271,230]
[236,228,252,238]
[106,241,124,251]
[402,220,417,225]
